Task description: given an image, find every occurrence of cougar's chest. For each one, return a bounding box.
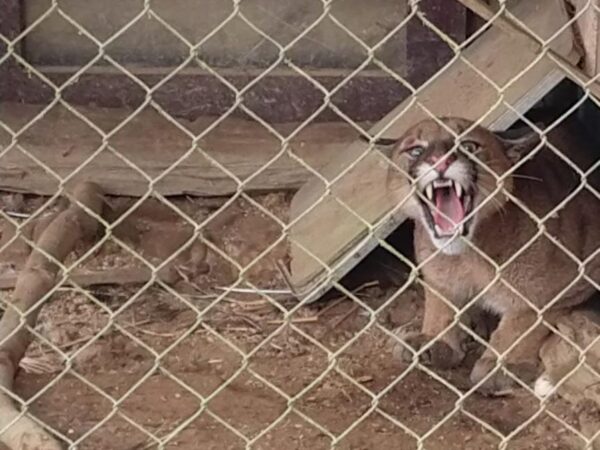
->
[414,224,492,304]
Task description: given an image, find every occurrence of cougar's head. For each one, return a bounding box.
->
[381,117,539,254]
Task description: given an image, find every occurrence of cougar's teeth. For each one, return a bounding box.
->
[454,181,463,198]
[433,179,452,188]
[425,184,434,201]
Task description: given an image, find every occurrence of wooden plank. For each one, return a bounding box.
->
[23,0,409,70]
[0,2,463,124]
[0,103,363,196]
[455,0,600,98]
[0,2,462,125]
[569,0,600,76]
[1,66,411,124]
[288,0,580,300]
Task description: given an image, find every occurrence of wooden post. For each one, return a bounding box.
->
[0,0,21,100]
[406,0,467,87]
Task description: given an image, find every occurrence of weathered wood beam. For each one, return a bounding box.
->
[0,103,363,196]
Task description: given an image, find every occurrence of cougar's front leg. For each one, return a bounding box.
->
[470,309,556,394]
[401,288,466,369]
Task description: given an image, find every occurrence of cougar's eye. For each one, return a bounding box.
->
[406,146,425,158]
[460,140,479,153]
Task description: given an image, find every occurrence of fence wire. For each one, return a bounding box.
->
[1,0,600,449]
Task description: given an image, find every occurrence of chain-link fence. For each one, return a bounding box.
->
[1,0,600,449]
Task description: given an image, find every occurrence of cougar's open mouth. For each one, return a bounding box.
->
[420,178,473,238]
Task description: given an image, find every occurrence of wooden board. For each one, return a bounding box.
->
[288,0,580,300]
[0,0,463,124]
[569,0,600,76]
[0,103,364,196]
[2,67,412,124]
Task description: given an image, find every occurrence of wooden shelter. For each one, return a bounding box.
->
[288,0,600,301]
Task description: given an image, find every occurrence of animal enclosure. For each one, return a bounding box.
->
[1,1,600,450]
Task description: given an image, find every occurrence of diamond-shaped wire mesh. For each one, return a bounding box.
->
[1,0,600,449]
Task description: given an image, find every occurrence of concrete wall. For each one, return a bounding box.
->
[24,0,408,70]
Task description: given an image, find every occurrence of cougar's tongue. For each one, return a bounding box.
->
[433,188,464,233]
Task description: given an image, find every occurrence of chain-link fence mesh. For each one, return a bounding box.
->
[1,0,600,449]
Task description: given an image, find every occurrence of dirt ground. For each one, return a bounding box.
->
[0,192,588,449]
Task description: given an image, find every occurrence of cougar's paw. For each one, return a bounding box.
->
[470,356,539,396]
[534,373,555,399]
[391,331,464,369]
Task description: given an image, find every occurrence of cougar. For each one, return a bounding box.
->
[381,115,600,394]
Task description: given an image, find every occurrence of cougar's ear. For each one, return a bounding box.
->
[493,125,542,163]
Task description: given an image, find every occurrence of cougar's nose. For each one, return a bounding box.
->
[428,154,455,174]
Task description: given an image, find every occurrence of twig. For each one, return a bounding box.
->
[275,259,298,297]
[318,281,379,318]
[356,375,374,384]
[317,297,346,318]
[340,387,353,403]
[485,388,515,398]
[4,211,30,219]
[222,297,270,309]
[353,280,380,293]
[174,266,204,293]
[123,320,196,338]
[267,316,319,325]
[232,312,262,331]
[216,286,292,295]
[511,174,543,183]
[58,334,103,351]
[224,327,253,333]
[270,342,283,351]
[127,421,167,450]
[328,304,360,330]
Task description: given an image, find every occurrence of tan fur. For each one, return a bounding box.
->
[537,307,600,448]
[388,116,600,393]
[537,307,600,403]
